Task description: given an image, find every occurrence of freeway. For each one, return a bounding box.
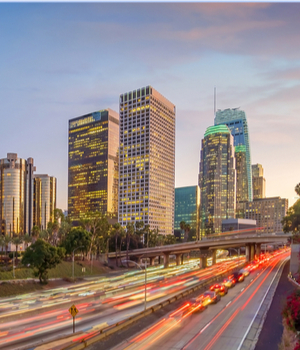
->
[112,250,289,350]
[0,257,245,350]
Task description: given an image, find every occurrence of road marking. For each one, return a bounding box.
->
[240,288,244,292]
[200,322,211,333]
[226,301,232,307]
[236,257,289,350]
[250,279,253,282]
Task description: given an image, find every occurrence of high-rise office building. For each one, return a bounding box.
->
[33,174,57,230]
[119,86,176,235]
[215,108,252,202]
[199,125,236,235]
[240,197,288,233]
[68,109,119,225]
[174,186,200,240]
[0,153,35,236]
[252,164,266,199]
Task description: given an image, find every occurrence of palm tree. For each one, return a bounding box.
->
[40,229,49,242]
[31,226,40,243]
[112,223,121,267]
[23,233,32,250]
[126,223,134,267]
[12,236,23,264]
[0,236,4,261]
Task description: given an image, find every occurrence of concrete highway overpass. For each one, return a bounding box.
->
[108,232,290,268]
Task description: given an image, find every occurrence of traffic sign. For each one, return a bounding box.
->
[69,304,78,318]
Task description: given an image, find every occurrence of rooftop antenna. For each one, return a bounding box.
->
[214,86,216,117]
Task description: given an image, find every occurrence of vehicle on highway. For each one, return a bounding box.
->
[239,268,250,277]
[223,275,236,288]
[210,283,228,296]
[202,290,221,304]
[232,271,245,282]
[187,297,206,313]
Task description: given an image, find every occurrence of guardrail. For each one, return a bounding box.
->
[60,262,246,350]
[288,272,300,289]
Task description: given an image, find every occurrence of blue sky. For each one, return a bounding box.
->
[1,3,300,210]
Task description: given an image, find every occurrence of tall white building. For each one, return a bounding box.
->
[119,86,176,235]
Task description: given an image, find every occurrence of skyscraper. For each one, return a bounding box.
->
[252,164,266,199]
[0,153,35,236]
[199,125,236,235]
[33,174,57,230]
[68,109,119,225]
[215,108,252,202]
[119,86,175,235]
[174,186,200,240]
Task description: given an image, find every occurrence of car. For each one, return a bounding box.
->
[187,297,206,313]
[232,271,245,282]
[202,290,221,304]
[210,283,228,296]
[223,275,236,288]
[239,268,250,277]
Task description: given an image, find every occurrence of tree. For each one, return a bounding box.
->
[295,183,300,197]
[80,212,110,260]
[111,223,121,266]
[31,226,40,242]
[22,239,65,284]
[23,233,32,250]
[61,227,91,257]
[126,223,134,267]
[180,221,191,242]
[12,236,23,264]
[163,234,177,245]
[282,184,300,235]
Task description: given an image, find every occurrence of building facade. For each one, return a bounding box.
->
[174,186,200,240]
[215,108,253,203]
[33,174,57,230]
[0,153,35,236]
[199,125,236,236]
[240,197,288,233]
[118,86,176,235]
[68,109,119,225]
[252,164,266,199]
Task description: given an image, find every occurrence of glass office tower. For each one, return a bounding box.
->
[33,175,57,230]
[199,125,236,236]
[0,153,35,236]
[68,109,119,225]
[175,186,200,240]
[215,108,252,202]
[119,86,176,235]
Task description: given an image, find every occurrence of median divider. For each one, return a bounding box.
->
[58,261,246,350]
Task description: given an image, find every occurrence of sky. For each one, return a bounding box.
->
[0,2,299,210]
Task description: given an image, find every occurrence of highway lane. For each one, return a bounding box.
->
[112,250,289,350]
[0,257,245,350]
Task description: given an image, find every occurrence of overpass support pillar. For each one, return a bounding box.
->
[181,254,184,265]
[149,257,155,266]
[250,244,255,261]
[163,253,170,269]
[201,257,207,269]
[246,245,250,262]
[212,250,217,265]
[175,254,182,266]
[256,244,261,259]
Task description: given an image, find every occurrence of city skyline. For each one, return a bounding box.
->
[1,3,300,210]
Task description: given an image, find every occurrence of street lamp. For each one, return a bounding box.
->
[122,258,147,311]
[72,246,84,281]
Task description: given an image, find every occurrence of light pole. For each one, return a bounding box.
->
[122,258,147,311]
[72,246,84,281]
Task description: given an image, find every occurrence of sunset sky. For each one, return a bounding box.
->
[0,3,299,210]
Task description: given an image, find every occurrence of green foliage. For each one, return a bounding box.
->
[282,185,300,234]
[61,228,91,255]
[22,239,65,284]
[163,234,177,245]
